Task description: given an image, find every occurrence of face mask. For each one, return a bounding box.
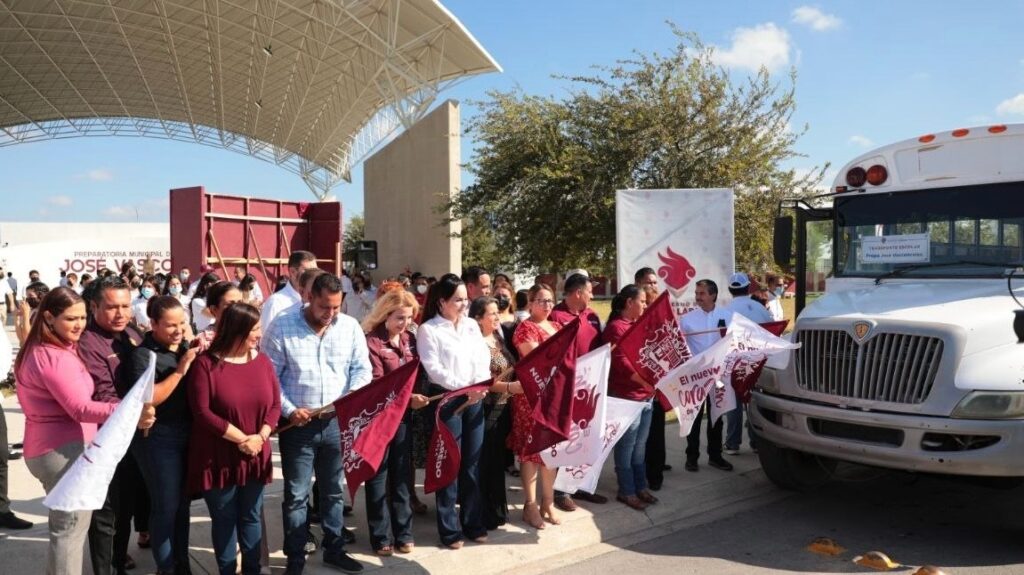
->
[169,285,182,296]
[141,287,154,299]
[416,284,428,295]
[180,272,190,281]
[773,287,784,297]
[26,297,40,309]
[495,295,510,311]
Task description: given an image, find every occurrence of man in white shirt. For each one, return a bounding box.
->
[0,269,11,325]
[679,279,733,473]
[261,250,318,331]
[722,272,771,455]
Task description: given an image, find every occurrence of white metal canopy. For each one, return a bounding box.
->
[0,0,500,197]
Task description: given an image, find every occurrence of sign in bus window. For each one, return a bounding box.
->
[858,233,931,264]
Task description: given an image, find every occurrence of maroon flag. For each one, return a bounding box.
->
[515,317,581,455]
[335,359,419,501]
[424,382,492,493]
[760,320,789,337]
[617,291,692,410]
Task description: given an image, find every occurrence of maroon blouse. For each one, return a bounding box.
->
[603,317,654,402]
[365,324,417,379]
[186,352,282,495]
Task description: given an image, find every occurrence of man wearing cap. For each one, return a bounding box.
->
[548,270,608,510]
[679,279,733,472]
[723,273,772,455]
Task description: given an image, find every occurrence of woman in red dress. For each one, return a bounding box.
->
[510,284,562,529]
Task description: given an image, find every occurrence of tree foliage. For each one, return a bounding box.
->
[450,27,826,276]
[343,214,365,255]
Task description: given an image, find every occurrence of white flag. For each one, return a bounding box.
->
[541,345,610,468]
[709,378,737,426]
[656,336,732,437]
[44,351,156,511]
[554,397,646,495]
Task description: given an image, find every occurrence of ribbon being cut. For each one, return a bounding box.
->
[335,359,420,501]
[44,351,157,511]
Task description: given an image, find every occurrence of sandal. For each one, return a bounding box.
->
[540,502,562,526]
[446,540,464,550]
[522,502,545,530]
[376,545,394,557]
[397,542,415,554]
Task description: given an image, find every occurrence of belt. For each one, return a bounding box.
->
[317,411,337,421]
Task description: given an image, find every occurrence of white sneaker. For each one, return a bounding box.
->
[724,448,740,456]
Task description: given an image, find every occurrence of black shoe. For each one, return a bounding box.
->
[649,481,662,491]
[343,504,353,517]
[10,443,22,450]
[662,464,673,471]
[708,457,734,471]
[284,563,305,575]
[304,530,319,555]
[324,551,363,573]
[308,511,322,525]
[0,511,32,530]
[684,460,699,472]
[573,491,608,504]
[7,452,21,460]
[342,526,356,545]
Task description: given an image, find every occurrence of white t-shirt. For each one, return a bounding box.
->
[192,297,212,332]
[260,282,302,332]
[417,315,491,390]
[342,290,375,323]
[726,295,773,324]
[133,296,152,331]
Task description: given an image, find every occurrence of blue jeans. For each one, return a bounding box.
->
[613,399,653,497]
[725,399,743,450]
[279,418,346,565]
[364,421,413,550]
[133,422,191,574]
[432,393,485,546]
[203,481,264,575]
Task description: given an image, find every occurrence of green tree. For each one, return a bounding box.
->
[343,214,365,255]
[450,27,825,276]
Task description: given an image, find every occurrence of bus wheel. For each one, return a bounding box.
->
[757,438,837,491]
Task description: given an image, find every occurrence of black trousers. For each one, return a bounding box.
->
[480,401,510,530]
[89,476,117,575]
[645,401,667,486]
[685,399,723,462]
[0,402,10,516]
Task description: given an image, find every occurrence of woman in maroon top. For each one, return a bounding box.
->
[186,303,281,575]
[603,285,659,511]
[510,284,562,529]
[361,290,429,556]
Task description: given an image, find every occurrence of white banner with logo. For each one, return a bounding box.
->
[615,189,735,316]
[858,233,930,264]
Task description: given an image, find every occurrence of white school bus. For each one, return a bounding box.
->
[752,124,1024,488]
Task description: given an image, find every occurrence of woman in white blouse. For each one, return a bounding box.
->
[417,273,490,549]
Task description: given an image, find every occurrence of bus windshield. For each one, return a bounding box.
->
[836,182,1024,278]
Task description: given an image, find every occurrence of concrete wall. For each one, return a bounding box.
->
[364,100,462,281]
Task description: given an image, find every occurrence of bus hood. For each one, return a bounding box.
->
[799,279,1020,359]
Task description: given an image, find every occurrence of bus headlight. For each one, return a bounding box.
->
[951,392,1024,419]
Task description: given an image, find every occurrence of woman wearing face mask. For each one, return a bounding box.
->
[491,281,517,347]
[130,296,199,575]
[16,281,50,345]
[417,274,490,549]
[341,274,375,322]
[190,272,221,333]
[133,275,159,331]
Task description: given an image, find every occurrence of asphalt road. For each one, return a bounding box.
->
[553,465,1024,575]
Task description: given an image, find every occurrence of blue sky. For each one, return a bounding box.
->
[2,1,1023,224]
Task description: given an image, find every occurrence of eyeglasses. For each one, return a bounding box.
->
[532,299,555,305]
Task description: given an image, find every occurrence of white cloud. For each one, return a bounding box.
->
[104,205,135,218]
[46,195,73,207]
[996,93,1024,116]
[76,168,114,182]
[792,6,842,31]
[711,23,792,73]
[849,135,874,148]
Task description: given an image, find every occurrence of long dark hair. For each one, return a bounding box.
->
[422,273,463,322]
[15,287,84,371]
[192,272,220,300]
[205,281,241,311]
[207,302,261,359]
[608,284,642,323]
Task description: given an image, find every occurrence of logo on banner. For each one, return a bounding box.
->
[432,432,448,479]
[637,319,691,379]
[341,391,398,473]
[657,247,697,291]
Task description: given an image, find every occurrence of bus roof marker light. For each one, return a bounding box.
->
[866,165,888,186]
[952,128,970,137]
[989,125,1007,134]
[846,166,867,187]
[919,134,936,143]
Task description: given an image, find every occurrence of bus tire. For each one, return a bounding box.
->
[757,438,837,491]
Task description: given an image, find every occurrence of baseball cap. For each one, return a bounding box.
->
[728,272,751,289]
[565,268,590,279]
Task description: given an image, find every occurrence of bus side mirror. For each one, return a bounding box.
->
[773,216,794,267]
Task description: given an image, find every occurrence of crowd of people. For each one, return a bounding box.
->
[0,254,788,575]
